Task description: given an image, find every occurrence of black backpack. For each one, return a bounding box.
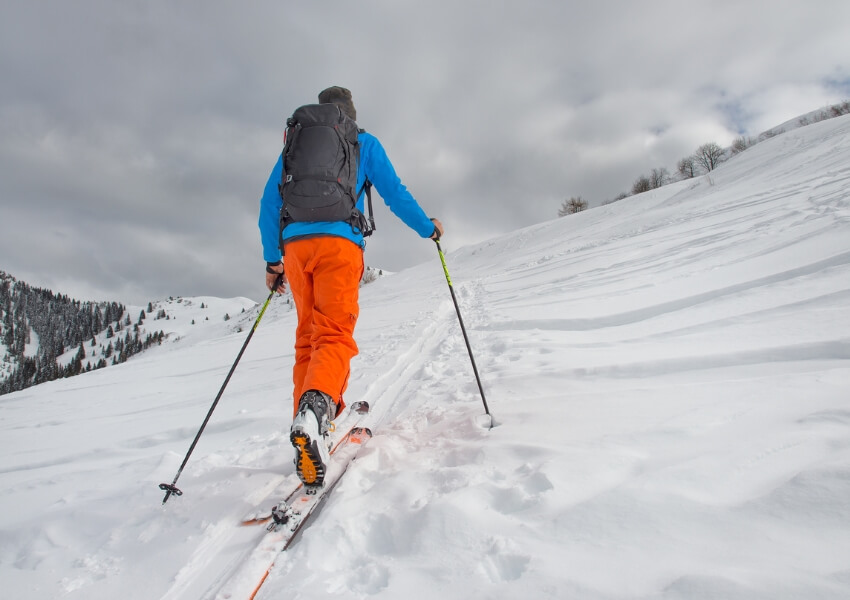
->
[278,103,374,242]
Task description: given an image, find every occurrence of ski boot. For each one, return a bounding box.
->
[290,390,335,487]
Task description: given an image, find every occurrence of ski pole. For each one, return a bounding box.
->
[159,278,281,505]
[434,238,493,428]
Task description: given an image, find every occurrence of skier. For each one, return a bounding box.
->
[259,86,443,485]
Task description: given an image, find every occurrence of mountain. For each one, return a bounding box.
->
[1,112,849,599]
[0,266,390,395]
[0,275,260,395]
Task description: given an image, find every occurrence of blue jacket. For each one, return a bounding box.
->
[259,131,435,263]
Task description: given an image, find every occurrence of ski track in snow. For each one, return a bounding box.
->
[2,114,850,599]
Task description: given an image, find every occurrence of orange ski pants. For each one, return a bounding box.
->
[284,237,364,417]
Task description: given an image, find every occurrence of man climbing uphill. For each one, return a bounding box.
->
[258,86,443,486]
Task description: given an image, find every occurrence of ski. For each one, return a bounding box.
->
[238,400,369,526]
[216,405,373,599]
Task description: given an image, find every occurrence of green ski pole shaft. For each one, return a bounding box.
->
[160,279,280,504]
[434,239,492,425]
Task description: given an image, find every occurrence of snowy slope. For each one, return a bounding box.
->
[56,295,263,370]
[1,114,849,600]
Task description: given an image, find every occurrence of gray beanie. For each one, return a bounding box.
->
[318,86,357,121]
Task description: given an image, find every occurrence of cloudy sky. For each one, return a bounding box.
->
[2,0,849,305]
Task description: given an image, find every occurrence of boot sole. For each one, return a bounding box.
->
[290,431,326,486]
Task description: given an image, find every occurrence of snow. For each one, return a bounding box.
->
[2,113,850,599]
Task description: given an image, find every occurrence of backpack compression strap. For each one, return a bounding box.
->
[358,179,375,236]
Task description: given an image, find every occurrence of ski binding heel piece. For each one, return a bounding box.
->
[269,503,296,530]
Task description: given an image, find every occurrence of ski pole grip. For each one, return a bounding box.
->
[430,218,442,241]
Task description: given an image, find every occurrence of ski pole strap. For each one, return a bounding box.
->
[430,218,442,242]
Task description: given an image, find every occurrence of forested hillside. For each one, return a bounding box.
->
[0,271,164,395]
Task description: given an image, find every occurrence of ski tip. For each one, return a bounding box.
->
[350,401,370,415]
[348,427,373,444]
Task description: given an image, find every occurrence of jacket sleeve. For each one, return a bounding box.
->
[258,155,284,262]
[361,134,435,238]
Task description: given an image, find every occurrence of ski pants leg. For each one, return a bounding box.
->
[284,237,364,417]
